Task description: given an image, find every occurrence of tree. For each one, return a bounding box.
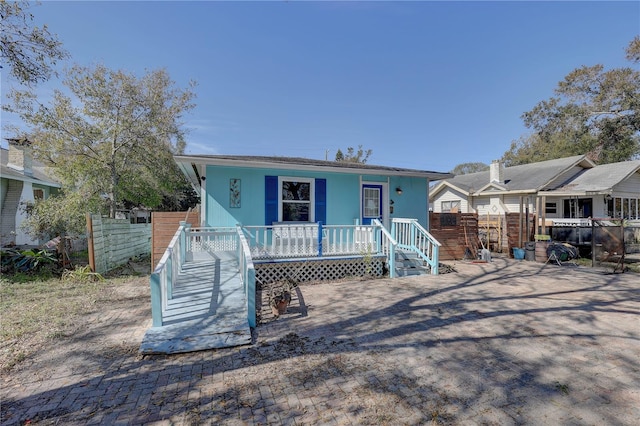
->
[450,162,489,175]
[6,64,197,220]
[503,37,640,166]
[0,0,69,85]
[334,145,373,164]
[21,188,106,239]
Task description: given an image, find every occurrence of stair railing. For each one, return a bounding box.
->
[392,218,441,275]
[372,219,398,278]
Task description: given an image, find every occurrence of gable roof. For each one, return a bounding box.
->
[0,147,61,188]
[175,154,453,187]
[543,160,640,196]
[430,155,594,197]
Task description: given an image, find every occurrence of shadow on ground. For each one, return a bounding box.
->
[2,258,639,425]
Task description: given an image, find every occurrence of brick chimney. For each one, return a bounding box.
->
[490,160,504,184]
[6,138,33,177]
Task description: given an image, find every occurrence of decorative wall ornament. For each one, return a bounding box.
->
[230,178,241,208]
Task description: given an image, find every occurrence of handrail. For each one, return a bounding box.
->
[392,218,441,275]
[242,223,384,259]
[236,226,256,327]
[149,223,186,327]
[372,219,397,278]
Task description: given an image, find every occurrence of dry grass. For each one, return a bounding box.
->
[0,259,149,373]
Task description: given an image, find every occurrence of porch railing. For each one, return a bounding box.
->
[236,226,256,327]
[392,218,441,275]
[186,226,238,252]
[150,222,186,327]
[242,222,390,260]
[149,223,256,328]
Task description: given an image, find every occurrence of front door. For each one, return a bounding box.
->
[362,184,383,225]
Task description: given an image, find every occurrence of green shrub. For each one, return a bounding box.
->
[0,248,60,278]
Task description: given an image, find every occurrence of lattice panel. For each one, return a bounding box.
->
[190,239,237,252]
[255,257,385,284]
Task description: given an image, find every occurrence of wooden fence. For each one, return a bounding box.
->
[87,214,151,274]
[505,212,536,257]
[429,212,479,260]
[151,211,200,270]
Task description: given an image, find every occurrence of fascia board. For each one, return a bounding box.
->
[475,182,507,193]
[429,181,470,199]
[472,189,538,196]
[175,155,452,180]
[542,191,604,197]
[2,173,61,188]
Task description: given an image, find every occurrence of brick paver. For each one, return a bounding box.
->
[1,257,639,425]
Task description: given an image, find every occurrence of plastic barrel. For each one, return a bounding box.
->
[513,248,525,260]
[525,242,536,261]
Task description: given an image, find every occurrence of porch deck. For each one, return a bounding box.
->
[140,251,251,354]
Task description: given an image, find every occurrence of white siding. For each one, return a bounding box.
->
[432,187,470,213]
[540,196,563,219]
[473,196,494,215]
[503,195,535,214]
[613,171,640,198]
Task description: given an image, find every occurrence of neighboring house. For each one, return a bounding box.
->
[1,138,61,246]
[430,154,640,223]
[174,155,452,230]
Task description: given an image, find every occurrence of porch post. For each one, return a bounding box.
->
[317,221,323,257]
[179,221,188,267]
[247,267,256,327]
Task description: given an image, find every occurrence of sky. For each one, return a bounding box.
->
[1,1,639,173]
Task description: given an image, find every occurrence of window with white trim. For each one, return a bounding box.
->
[279,177,314,222]
[607,197,640,219]
[441,200,460,213]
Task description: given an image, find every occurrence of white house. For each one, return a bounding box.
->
[1,138,61,246]
[430,155,640,224]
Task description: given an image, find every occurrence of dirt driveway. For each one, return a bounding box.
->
[2,258,639,425]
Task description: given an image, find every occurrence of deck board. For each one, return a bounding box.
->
[140,251,252,354]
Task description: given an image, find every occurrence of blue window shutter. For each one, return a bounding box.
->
[315,178,326,224]
[265,176,278,225]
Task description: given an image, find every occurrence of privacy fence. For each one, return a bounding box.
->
[87,213,151,274]
[151,211,200,270]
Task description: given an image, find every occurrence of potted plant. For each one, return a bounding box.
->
[269,279,296,317]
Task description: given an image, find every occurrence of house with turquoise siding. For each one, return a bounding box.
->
[174,155,451,231]
[142,155,452,354]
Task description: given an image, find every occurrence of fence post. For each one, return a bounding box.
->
[86,213,96,272]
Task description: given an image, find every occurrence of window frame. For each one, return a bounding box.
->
[441,200,461,213]
[545,202,557,214]
[278,176,315,222]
